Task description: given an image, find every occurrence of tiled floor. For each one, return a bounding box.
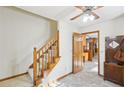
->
[58,56,121,87]
[0,74,33,87]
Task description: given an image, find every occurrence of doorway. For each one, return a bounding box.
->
[72,31,100,75]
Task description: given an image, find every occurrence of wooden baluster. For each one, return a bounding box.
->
[46,47,48,70]
[45,45,48,70]
[49,47,51,65]
[47,51,49,68]
[46,51,48,70]
[38,52,40,77]
[54,43,56,57]
[52,44,54,64]
[43,48,46,70]
[52,45,54,64]
[47,45,50,69]
[33,48,37,86]
[44,53,46,70]
[53,44,55,63]
[57,31,59,57]
[51,45,53,64]
[44,52,47,70]
[55,43,57,57]
[53,42,55,60]
[49,42,52,65]
[41,50,44,78]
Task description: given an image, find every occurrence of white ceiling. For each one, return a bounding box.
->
[17,6,124,28]
[17,6,70,19]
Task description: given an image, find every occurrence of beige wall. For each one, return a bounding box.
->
[0,6,57,79]
[49,20,58,38]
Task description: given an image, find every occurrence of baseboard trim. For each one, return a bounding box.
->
[0,72,28,82]
[98,73,104,78]
[57,72,72,81]
[57,72,103,81]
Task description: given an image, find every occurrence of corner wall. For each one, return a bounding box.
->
[42,21,79,84]
[0,7,57,79]
[79,14,124,75]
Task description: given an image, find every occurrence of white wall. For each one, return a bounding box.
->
[42,20,79,84]
[79,14,124,75]
[0,7,56,79]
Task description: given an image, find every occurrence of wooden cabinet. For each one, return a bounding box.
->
[104,35,124,86]
[104,62,124,86]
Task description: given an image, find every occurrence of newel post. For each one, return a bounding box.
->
[33,47,37,86]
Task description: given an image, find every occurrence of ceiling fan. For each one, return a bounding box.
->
[70,6,103,22]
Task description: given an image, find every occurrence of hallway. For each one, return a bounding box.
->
[58,57,120,87]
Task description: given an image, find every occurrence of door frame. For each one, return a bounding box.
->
[72,31,101,76]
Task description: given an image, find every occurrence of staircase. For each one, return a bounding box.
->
[28,31,60,86]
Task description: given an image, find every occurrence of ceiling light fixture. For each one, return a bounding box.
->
[89,15,95,21]
[83,16,89,22]
[83,14,95,22]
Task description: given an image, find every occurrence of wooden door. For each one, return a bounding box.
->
[72,33,83,73]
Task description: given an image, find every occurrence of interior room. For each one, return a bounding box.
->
[81,32,99,74]
[0,6,124,87]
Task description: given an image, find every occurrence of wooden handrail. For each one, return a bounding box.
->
[33,31,59,86]
[37,40,57,54]
[37,34,58,54]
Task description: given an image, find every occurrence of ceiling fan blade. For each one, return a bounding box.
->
[93,6,104,10]
[70,13,84,20]
[75,6,86,11]
[91,12,100,19]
